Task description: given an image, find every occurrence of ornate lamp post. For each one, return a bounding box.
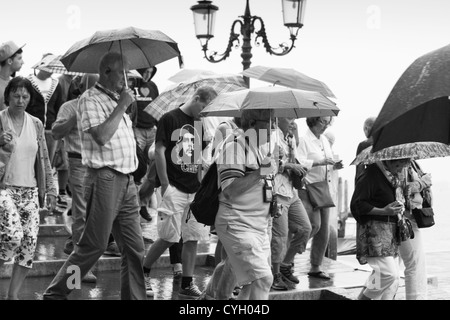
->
[191,0,307,86]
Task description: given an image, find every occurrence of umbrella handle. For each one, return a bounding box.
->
[119,40,128,89]
[123,70,129,89]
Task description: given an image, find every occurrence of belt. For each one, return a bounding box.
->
[361,215,398,224]
[67,152,82,159]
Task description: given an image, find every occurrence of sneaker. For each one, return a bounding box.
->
[280,264,300,284]
[179,282,202,299]
[172,263,182,280]
[143,236,154,244]
[232,286,242,296]
[144,273,154,297]
[52,206,65,215]
[139,206,152,222]
[271,273,288,291]
[104,242,121,256]
[82,270,97,283]
[63,237,74,255]
[57,194,70,208]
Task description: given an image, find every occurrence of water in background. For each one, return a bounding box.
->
[418,158,450,253]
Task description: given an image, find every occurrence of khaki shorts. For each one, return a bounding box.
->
[157,185,210,243]
[216,216,272,286]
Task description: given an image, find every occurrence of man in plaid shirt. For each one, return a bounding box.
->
[44,52,146,300]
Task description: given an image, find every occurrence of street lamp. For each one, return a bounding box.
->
[191,0,307,86]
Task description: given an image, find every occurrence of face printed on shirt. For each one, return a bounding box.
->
[173,124,202,173]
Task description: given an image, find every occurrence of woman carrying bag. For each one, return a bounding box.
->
[297,116,343,280]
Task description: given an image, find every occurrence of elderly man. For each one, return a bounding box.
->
[51,73,99,283]
[0,41,25,110]
[43,52,146,300]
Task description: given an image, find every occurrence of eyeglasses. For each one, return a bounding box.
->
[318,118,332,126]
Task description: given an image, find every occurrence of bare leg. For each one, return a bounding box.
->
[8,264,30,300]
[143,238,173,268]
[181,240,198,277]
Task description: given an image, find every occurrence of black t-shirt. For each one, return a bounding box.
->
[155,108,207,194]
[136,80,159,129]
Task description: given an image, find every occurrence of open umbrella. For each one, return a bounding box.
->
[61,26,181,74]
[168,69,217,83]
[350,141,450,166]
[371,43,450,152]
[143,73,247,121]
[200,86,339,118]
[241,65,336,98]
[31,54,84,76]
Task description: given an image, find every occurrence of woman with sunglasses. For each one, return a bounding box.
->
[297,116,343,280]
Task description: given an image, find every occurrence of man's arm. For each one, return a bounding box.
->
[154,141,169,196]
[52,114,77,140]
[88,88,135,146]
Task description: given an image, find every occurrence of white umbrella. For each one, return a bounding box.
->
[241,65,336,98]
[200,86,339,118]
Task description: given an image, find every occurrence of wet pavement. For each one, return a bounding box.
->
[1,204,449,300]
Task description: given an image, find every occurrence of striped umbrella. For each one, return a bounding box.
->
[350,141,450,166]
[144,74,247,121]
[31,54,84,76]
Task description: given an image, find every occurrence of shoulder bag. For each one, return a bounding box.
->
[410,161,435,228]
[305,165,335,211]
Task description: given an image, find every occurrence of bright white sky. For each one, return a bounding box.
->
[2,0,450,191]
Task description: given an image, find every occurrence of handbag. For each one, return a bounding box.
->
[397,215,415,242]
[411,193,435,228]
[410,161,435,228]
[305,180,335,210]
[412,208,435,228]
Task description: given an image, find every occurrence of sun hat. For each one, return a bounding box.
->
[0,41,25,62]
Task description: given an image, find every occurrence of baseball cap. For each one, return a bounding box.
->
[0,41,26,63]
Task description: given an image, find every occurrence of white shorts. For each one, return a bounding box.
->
[157,185,210,243]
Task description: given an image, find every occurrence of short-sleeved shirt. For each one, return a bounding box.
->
[155,107,206,194]
[297,127,334,185]
[53,99,81,154]
[77,83,137,174]
[215,132,270,233]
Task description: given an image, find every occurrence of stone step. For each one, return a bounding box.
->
[0,234,216,278]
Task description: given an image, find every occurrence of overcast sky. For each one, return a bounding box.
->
[2,0,450,187]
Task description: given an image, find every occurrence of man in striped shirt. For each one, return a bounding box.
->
[44,52,146,300]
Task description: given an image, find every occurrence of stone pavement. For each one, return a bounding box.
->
[1,204,449,300]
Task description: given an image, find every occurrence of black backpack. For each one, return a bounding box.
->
[188,162,220,226]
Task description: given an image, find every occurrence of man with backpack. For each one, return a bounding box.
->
[142,86,217,299]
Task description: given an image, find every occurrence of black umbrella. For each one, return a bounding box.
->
[371,43,450,151]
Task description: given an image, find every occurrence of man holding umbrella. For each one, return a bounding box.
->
[43,52,146,300]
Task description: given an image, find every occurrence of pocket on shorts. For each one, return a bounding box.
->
[158,185,177,216]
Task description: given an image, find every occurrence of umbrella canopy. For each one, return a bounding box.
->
[61,26,181,73]
[168,69,217,83]
[200,86,339,118]
[144,74,247,121]
[241,65,336,98]
[31,54,84,76]
[371,43,450,152]
[350,141,450,166]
